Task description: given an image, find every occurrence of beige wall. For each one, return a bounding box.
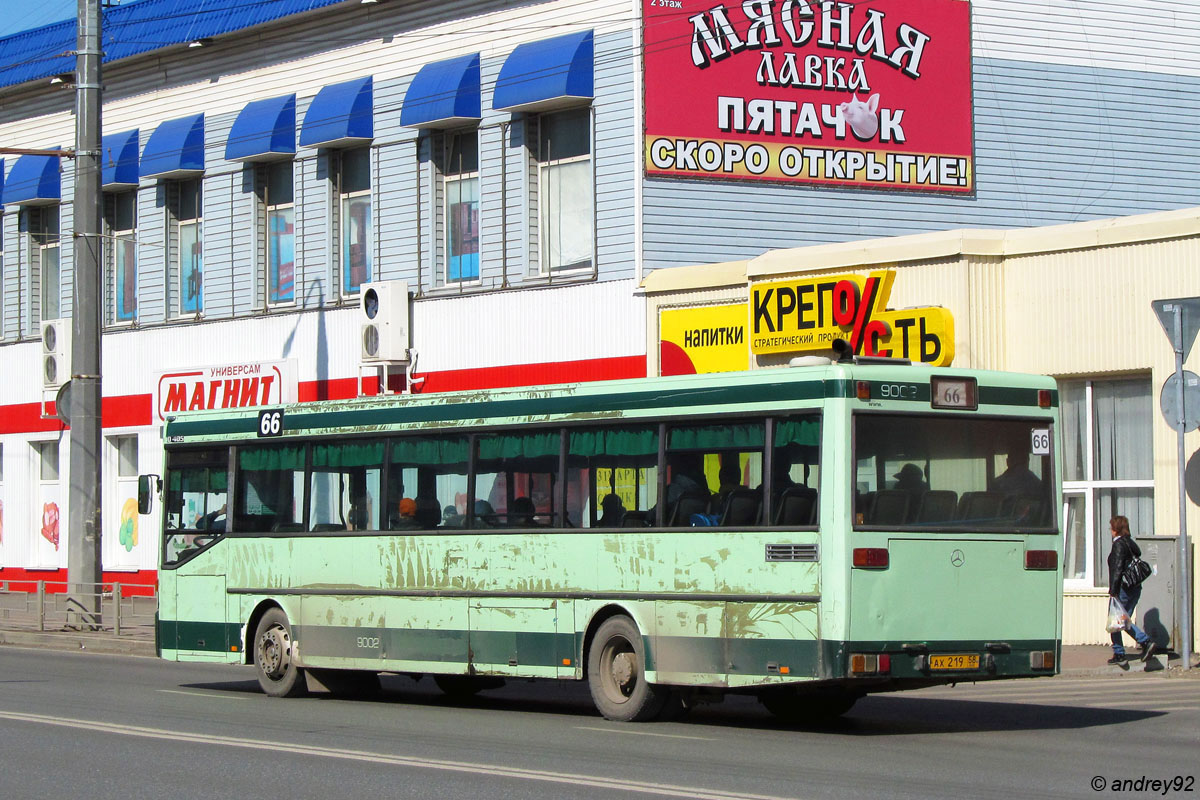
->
[643,208,1200,649]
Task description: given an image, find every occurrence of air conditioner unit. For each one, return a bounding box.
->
[359,281,410,363]
[41,318,70,389]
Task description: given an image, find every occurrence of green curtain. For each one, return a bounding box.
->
[312,441,384,468]
[669,422,764,450]
[239,445,305,471]
[776,417,820,447]
[477,432,560,461]
[392,436,470,466]
[569,427,658,457]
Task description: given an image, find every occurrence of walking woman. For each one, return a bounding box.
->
[1107,515,1159,666]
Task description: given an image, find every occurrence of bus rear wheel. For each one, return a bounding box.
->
[254,608,308,698]
[587,616,668,722]
[759,687,858,724]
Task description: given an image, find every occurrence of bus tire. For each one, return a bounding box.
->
[759,687,858,723]
[254,608,308,698]
[587,615,668,722]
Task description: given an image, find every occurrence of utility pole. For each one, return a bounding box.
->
[66,0,103,629]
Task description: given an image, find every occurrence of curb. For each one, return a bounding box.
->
[0,629,155,657]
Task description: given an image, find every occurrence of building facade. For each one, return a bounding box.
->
[0,0,1197,646]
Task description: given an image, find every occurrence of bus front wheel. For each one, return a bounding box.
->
[587,616,668,722]
[254,608,308,698]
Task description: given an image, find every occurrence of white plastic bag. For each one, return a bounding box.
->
[1106,597,1129,633]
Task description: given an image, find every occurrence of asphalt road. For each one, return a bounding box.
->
[0,647,1195,800]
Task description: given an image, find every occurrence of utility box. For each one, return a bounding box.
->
[1135,536,1177,650]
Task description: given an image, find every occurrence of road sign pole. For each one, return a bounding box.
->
[1173,308,1192,670]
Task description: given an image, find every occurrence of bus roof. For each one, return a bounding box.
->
[162,362,1058,444]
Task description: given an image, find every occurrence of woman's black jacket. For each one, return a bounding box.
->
[1107,534,1142,597]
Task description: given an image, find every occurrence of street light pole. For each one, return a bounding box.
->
[66,0,103,629]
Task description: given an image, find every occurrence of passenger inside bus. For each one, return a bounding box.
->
[598,493,624,526]
[510,496,538,526]
[392,497,419,529]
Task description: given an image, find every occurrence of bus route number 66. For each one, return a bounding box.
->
[257,409,285,438]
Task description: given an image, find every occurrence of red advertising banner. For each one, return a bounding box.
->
[643,0,973,192]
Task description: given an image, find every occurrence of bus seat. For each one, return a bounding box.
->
[1002,494,1045,525]
[621,510,648,527]
[719,488,761,526]
[774,486,817,526]
[868,490,911,525]
[667,491,710,526]
[311,522,346,532]
[271,522,305,533]
[915,490,958,523]
[957,491,1003,521]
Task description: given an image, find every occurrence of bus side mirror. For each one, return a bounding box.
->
[138,474,161,515]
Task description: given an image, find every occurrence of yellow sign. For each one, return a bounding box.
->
[750,270,955,366]
[659,303,750,375]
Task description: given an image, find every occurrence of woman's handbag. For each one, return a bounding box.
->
[1120,555,1153,590]
[1106,597,1129,633]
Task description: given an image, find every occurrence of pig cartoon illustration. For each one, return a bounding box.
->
[838,93,880,140]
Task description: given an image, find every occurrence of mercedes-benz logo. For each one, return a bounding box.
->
[950,549,965,567]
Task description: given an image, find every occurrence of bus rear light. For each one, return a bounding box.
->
[856,381,871,400]
[1030,651,1055,670]
[849,653,891,675]
[1025,550,1058,570]
[853,547,889,568]
[1038,389,1052,408]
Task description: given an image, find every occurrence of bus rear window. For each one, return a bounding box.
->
[853,415,1055,531]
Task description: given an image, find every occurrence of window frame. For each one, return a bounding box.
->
[1059,377,1155,591]
[172,178,204,319]
[336,147,372,298]
[26,206,61,325]
[259,161,296,309]
[104,191,138,326]
[535,107,595,277]
[441,129,481,286]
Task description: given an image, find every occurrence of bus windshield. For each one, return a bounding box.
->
[853,414,1055,530]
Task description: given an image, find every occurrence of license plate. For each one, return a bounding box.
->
[929,654,980,671]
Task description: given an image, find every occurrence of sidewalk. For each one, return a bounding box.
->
[1,628,1195,676]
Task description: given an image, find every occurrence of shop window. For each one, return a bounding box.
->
[1060,377,1154,588]
[24,206,61,328]
[336,147,372,296]
[169,178,204,317]
[257,161,295,307]
[440,131,480,284]
[535,108,593,274]
[104,191,137,324]
[32,440,61,567]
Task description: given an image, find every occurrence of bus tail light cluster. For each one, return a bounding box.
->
[1038,389,1052,409]
[849,653,891,675]
[1030,650,1055,670]
[852,547,889,569]
[1024,550,1058,570]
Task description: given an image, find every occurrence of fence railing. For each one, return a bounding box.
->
[0,581,157,637]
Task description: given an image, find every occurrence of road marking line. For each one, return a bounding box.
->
[0,710,793,800]
[1082,701,1200,711]
[157,689,253,701]
[575,726,715,741]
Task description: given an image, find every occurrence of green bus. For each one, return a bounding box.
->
[148,360,1063,722]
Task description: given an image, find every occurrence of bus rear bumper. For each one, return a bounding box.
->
[828,639,1062,681]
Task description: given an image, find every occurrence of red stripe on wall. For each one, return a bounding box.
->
[413,355,647,393]
[0,567,158,597]
[0,355,648,435]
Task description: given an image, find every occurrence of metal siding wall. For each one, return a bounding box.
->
[641,56,1200,270]
[2,211,18,339]
[230,164,258,314]
[298,152,328,308]
[376,138,419,285]
[203,171,233,318]
[412,279,644,372]
[57,169,74,321]
[137,183,165,324]
[593,29,637,281]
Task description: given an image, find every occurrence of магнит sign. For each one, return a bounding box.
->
[643,0,973,192]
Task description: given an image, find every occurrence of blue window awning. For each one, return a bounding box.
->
[300,76,373,148]
[226,94,296,162]
[3,152,61,206]
[400,54,481,129]
[493,30,593,113]
[140,113,205,179]
[102,129,140,189]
